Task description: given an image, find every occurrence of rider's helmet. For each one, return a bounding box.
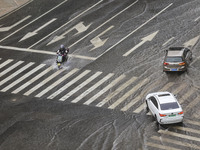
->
[60,44,65,50]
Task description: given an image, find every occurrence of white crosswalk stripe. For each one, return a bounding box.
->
[83,75,126,105]
[0,59,13,69]
[24,68,65,96]
[71,73,114,103]
[0,62,34,86]
[108,78,149,109]
[158,129,200,142]
[1,64,46,92]
[35,68,79,98]
[0,60,24,77]
[184,96,200,113]
[96,76,137,107]
[172,83,187,95]
[47,70,91,99]
[179,88,195,104]
[146,142,181,150]
[59,71,102,101]
[150,136,200,150]
[12,66,53,94]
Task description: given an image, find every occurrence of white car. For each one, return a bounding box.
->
[145,91,184,124]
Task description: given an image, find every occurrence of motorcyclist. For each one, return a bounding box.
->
[56,44,69,62]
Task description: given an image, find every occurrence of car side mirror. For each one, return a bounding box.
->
[174,94,177,98]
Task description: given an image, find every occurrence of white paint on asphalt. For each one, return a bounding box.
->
[0,15,31,32]
[183,35,200,47]
[162,37,175,46]
[0,45,96,60]
[24,68,65,96]
[35,68,79,97]
[96,76,137,107]
[195,16,200,22]
[1,64,46,92]
[47,70,91,99]
[0,0,68,42]
[83,74,126,105]
[97,3,173,59]
[0,59,14,69]
[71,73,114,103]
[29,0,103,48]
[12,66,53,94]
[0,62,34,86]
[20,18,57,41]
[123,31,159,56]
[59,71,102,101]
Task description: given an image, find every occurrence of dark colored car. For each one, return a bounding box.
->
[163,47,192,72]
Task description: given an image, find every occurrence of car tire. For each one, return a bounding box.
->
[146,101,149,112]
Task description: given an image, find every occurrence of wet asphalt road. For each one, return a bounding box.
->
[0,0,200,149]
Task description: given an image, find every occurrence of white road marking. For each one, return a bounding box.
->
[71,73,114,103]
[108,78,149,109]
[29,0,103,48]
[20,18,57,41]
[123,31,159,56]
[96,76,137,107]
[183,35,200,48]
[0,0,68,42]
[97,3,173,59]
[172,83,187,95]
[158,130,200,143]
[162,37,175,46]
[151,136,200,150]
[90,26,114,51]
[1,64,46,92]
[47,70,91,99]
[0,61,24,77]
[84,75,126,105]
[195,16,200,22]
[0,62,34,86]
[174,126,200,135]
[24,69,65,96]
[184,96,200,113]
[59,71,102,101]
[35,68,79,97]
[0,45,96,60]
[47,22,92,45]
[0,15,31,32]
[160,82,174,91]
[179,88,194,104]
[0,0,33,20]
[12,66,53,94]
[0,59,14,69]
[146,142,180,150]
[184,119,200,127]
[68,0,139,49]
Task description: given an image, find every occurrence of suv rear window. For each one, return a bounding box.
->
[160,102,179,110]
[166,57,183,62]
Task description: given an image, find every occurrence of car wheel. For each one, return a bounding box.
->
[146,101,149,112]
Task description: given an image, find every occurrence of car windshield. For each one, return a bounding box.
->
[166,57,183,62]
[160,102,179,110]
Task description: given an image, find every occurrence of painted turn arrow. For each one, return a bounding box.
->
[20,18,57,41]
[0,15,31,32]
[183,35,200,48]
[123,30,159,56]
[47,21,91,45]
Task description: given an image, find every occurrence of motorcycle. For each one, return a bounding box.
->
[56,52,68,69]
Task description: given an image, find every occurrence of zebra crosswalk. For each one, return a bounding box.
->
[0,58,199,115]
[1,58,200,150]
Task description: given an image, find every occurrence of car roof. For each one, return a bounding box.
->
[150,92,177,104]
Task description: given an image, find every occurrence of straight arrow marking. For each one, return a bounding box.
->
[19,18,57,41]
[0,15,31,32]
[123,30,159,56]
[183,35,200,48]
[47,21,91,45]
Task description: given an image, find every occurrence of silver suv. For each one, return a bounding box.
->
[163,47,192,72]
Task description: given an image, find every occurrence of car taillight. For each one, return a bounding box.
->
[159,113,166,117]
[179,62,186,66]
[163,62,169,65]
[178,111,183,115]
